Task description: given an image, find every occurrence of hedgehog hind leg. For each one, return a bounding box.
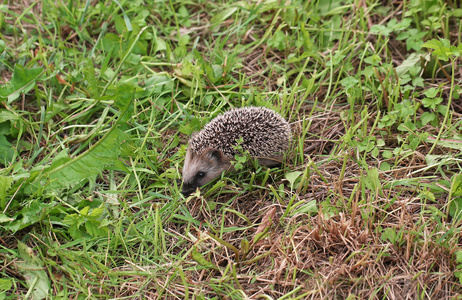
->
[257,156,284,168]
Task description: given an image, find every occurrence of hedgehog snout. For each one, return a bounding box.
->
[181,171,209,196]
[181,183,196,196]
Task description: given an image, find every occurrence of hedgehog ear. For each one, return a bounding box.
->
[204,147,223,162]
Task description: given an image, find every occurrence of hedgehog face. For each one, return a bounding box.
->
[181,147,230,196]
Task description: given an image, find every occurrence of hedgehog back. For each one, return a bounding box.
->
[189,107,290,158]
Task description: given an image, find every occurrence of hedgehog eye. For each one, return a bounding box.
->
[197,171,206,178]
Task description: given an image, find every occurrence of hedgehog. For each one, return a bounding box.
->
[181,106,291,196]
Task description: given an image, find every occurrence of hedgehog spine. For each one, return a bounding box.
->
[181,106,291,196]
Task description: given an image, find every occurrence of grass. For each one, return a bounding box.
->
[1,0,462,298]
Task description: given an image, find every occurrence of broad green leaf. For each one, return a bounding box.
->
[0,278,12,291]
[62,205,109,239]
[452,9,462,17]
[0,110,18,123]
[412,76,424,87]
[422,97,443,109]
[44,129,129,190]
[456,251,462,263]
[112,84,135,122]
[397,120,417,132]
[83,58,98,97]
[16,241,50,300]
[80,206,90,216]
[85,221,108,238]
[112,0,133,31]
[0,65,44,103]
[382,150,392,159]
[370,24,392,36]
[395,53,423,77]
[154,36,166,53]
[204,64,223,83]
[0,175,13,210]
[449,197,462,221]
[70,223,82,239]
[364,54,381,66]
[451,174,462,198]
[285,171,303,190]
[0,135,15,165]
[50,149,72,169]
[178,6,189,19]
[388,18,411,31]
[422,38,447,50]
[421,112,435,125]
[379,162,390,171]
[364,168,381,195]
[424,87,439,98]
[89,206,104,218]
[267,30,287,51]
[456,271,462,285]
[210,7,238,27]
[340,76,359,90]
[3,202,56,232]
[0,214,14,223]
[381,228,397,243]
[426,136,462,151]
[100,33,121,53]
[179,117,201,135]
[422,38,452,61]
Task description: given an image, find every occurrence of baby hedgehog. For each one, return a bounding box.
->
[181,106,291,196]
